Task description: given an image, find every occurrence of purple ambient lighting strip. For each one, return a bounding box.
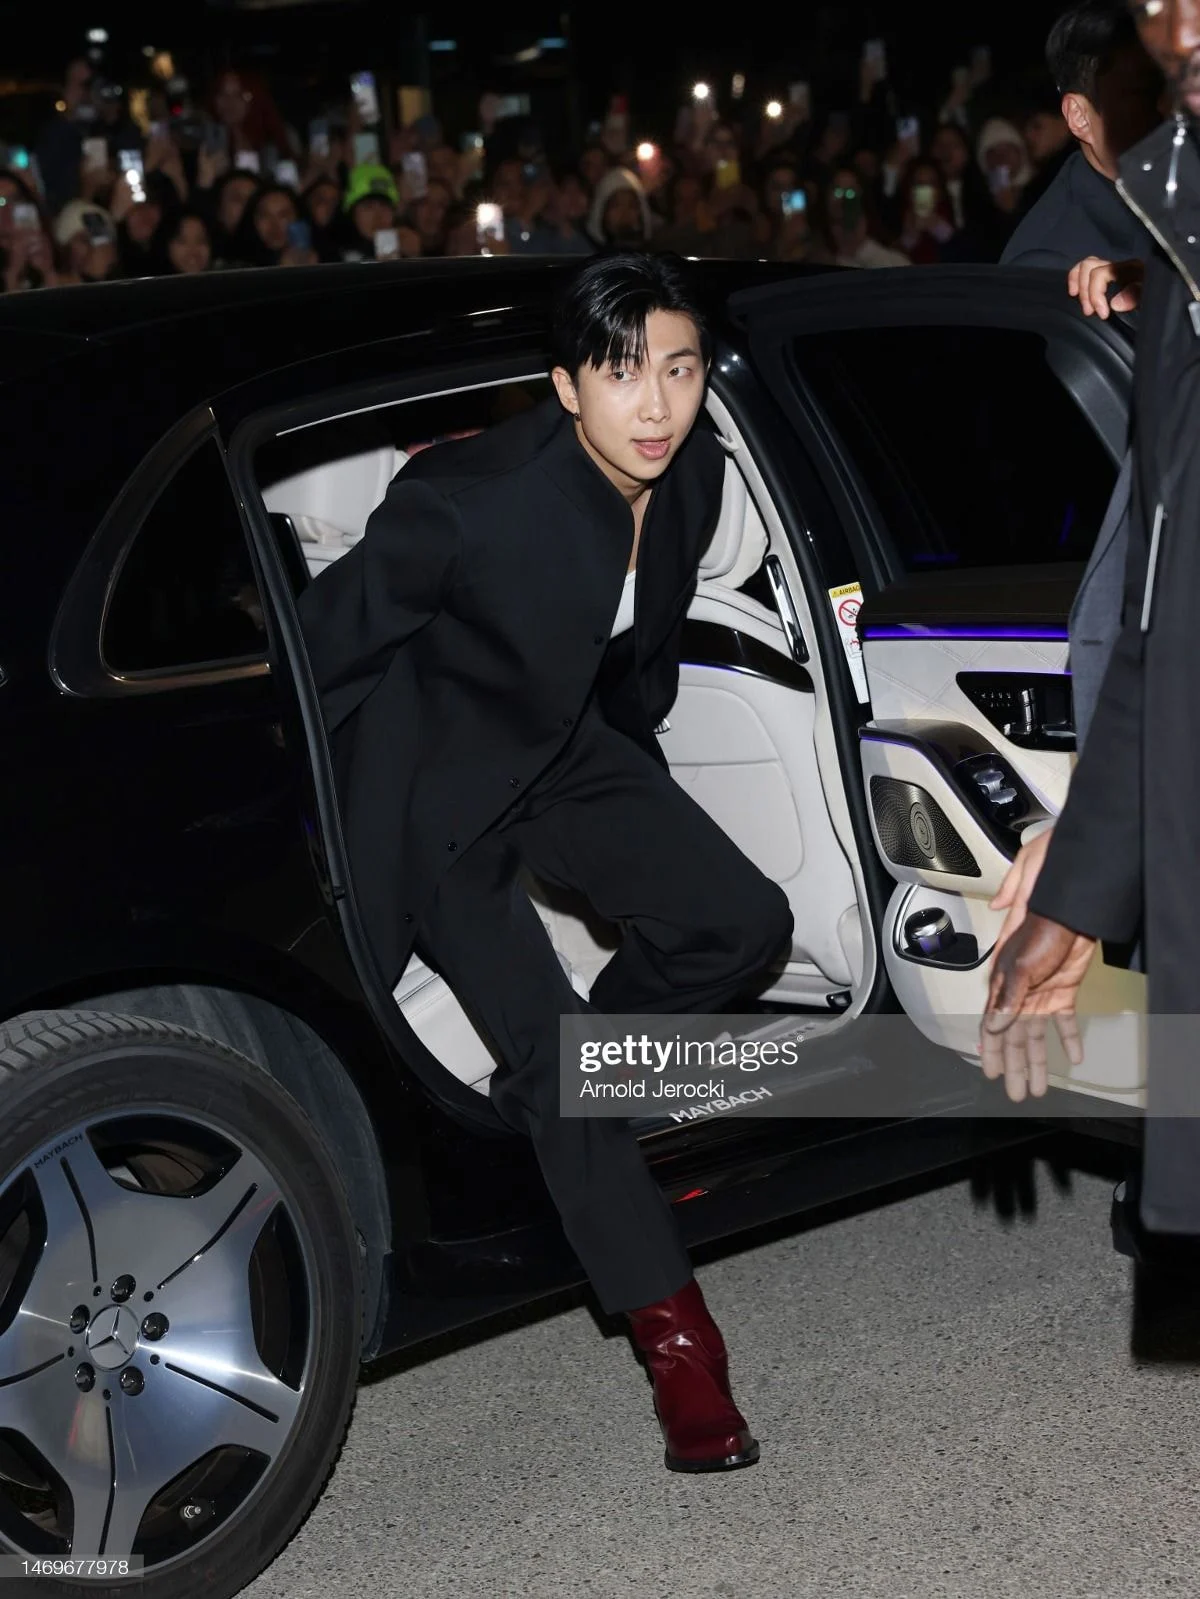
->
[861,624,1069,642]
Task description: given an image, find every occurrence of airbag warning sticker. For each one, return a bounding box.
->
[828,582,869,703]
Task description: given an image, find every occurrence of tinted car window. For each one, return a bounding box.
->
[104,439,268,673]
[795,326,1117,571]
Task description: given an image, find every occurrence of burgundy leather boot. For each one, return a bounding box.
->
[626,1276,760,1472]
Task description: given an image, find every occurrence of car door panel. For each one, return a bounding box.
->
[731,267,1144,1098]
[861,635,1073,812]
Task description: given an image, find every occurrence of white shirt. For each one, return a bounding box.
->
[609,568,637,637]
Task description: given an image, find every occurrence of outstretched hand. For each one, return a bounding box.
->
[981,911,1096,1101]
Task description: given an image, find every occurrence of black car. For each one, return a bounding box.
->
[0,257,1141,1599]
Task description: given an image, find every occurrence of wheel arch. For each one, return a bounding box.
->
[2,981,395,1359]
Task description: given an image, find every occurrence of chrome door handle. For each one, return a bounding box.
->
[764,554,809,665]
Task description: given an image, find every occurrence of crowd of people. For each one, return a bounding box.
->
[0,41,1099,292]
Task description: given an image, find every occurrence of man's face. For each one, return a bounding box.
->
[1090,37,1167,162]
[1132,0,1200,114]
[551,309,707,497]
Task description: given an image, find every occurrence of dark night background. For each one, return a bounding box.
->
[0,0,1075,148]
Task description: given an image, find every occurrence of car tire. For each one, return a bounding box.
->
[0,1007,362,1599]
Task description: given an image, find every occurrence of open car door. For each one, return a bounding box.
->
[731,265,1147,1105]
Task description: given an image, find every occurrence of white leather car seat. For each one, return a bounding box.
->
[262,446,405,575]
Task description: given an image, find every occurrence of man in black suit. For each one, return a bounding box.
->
[297,252,793,1472]
[1001,0,1162,272]
[983,0,1200,1246]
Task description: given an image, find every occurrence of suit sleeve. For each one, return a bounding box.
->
[295,475,463,734]
[1027,483,1145,942]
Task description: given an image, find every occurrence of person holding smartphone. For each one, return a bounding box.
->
[897,160,961,263]
[2,200,64,293]
[822,164,909,267]
[52,198,119,282]
[976,117,1035,225]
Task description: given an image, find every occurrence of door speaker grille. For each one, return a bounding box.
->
[869,775,980,877]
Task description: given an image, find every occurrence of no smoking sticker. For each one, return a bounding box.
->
[828,581,870,704]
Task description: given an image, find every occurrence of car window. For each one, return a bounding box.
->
[103,438,268,674]
[794,326,1117,571]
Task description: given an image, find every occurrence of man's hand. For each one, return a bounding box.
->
[1068,255,1144,318]
[989,824,1054,957]
[981,912,1097,1101]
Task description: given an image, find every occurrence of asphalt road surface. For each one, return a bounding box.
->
[245,1139,1200,1599]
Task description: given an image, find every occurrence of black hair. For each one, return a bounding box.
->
[1046,0,1140,97]
[550,250,711,376]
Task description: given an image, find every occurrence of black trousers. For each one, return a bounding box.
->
[414,695,795,1315]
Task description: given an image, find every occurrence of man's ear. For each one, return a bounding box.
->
[1062,91,1095,148]
[550,364,580,417]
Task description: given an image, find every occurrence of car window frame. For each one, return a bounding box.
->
[731,267,1135,593]
[50,405,272,699]
[789,321,1123,578]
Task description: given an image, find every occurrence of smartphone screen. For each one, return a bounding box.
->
[460,131,484,153]
[475,201,505,244]
[714,157,741,190]
[402,151,428,197]
[350,71,380,127]
[275,159,300,189]
[912,183,937,219]
[373,227,399,258]
[353,131,380,166]
[287,219,313,251]
[897,116,920,143]
[83,210,114,243]
[117,149,144,178]
[788,81,811,114]
[781,189,807,216]
[234,149,261,174]
[12,202,39,231]
[309,120,331,157]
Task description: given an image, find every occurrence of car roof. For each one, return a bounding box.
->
[0,255,821,372]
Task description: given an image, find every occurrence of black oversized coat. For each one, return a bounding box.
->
[296,394,726,990]
[1030,118,1200,1226]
